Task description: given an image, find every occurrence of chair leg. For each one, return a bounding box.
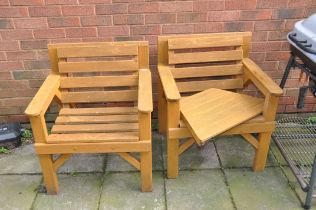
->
[253,132,272,172]
[38,154,59,194]
[167,138,179,178]
[158,82,167,134]
[140,151,152,192]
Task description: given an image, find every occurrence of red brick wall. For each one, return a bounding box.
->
[0,0,316,123]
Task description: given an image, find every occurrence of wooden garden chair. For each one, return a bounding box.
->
[25,41,153,194]
[157,32,283,178]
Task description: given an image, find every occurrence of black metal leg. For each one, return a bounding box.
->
[280,54,296,88]
[304,155,316,209]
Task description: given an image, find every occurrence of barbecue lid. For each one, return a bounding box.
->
[301,13,316,35]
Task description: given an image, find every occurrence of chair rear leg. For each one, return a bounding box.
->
[253,132,272,171]
[38,154,59,194]
[158,82,167,134]
[140,151,152,192]
[167,138,179,178]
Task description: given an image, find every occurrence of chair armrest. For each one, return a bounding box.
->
[25,74,61,117]
[138,69,153,113]
[158,65,181,101]
[243,58,283,96]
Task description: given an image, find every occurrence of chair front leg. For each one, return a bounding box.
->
[166,100,180,178]
[139,112,153,192]
[253,132,272,171]
[38,154,59,194]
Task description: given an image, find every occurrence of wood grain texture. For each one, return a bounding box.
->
[180,88,264,145]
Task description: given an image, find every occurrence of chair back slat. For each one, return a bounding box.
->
[48,41,148,106]
[158,33,252,95]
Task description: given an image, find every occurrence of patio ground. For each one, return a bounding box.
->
[0,127,314,210]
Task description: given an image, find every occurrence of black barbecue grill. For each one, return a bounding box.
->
[275,13,316,209]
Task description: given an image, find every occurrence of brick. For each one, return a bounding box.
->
[194,22,224,33]
[0,72,12,80]
[252,41,283,52]
[10,0,43,5]
[0,89,37,98]
[113,14,144,25]
[29,79,45,88]
[0,7,28,17]
[0,19,13,29]
[306,7,316,16]
[0,52,5,61]
[249,52,266,62]
[1,30,33,40]
[225,0,257,10]
[163,24,193,34]
[252,31,268,41]
[266,51,290,61]
[193,1,224,11]
[0,115,29,123]
[115,36,143,41]
[98,26,129,37]
[272,8,305,19]
[177,12,207,23]
[0,41,19,51]
[284,20,298,30]
[0,107,21,115]
[257,0,288,8]
[24,60,50,70]
[254,20,285,31]
[6,51,37,61]
[37,50,49,60]
[288,0,310,7]
[14,18,47,29]
[48,17,80,28]
[131,25,160,35]
[0,0,8,6]
[0,98,31,107]
[128,3,159,14]
[240,10,272,20]
[79,0,111,3]
[65,27,97,38]
[208,11,240,22]
[160,1,193,13]
[145,13,176,24]
[268,31,289,41]
[81,16,111,26]
[29,6,62,17]
[33,28,65,39]
[45,0,77,4]
[21,40,48,50]
[286,104,313,113]
[225,22,254,32]
[62,5,95,16]
[13,69,49,79]
[96,4,127,15]
[0,80,28,89]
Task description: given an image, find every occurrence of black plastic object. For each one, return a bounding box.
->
[0,123,22,149]
[288,33,316,55]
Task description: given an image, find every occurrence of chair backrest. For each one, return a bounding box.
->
[48,41,148,107]
[158,32,252,96]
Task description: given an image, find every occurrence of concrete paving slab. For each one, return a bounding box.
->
[162,138,220,170]
[106,137,163,172]
[58,154,105,173]
[282,166,316,209]
[33,174,102,210]
[0,144,41,174]
[99,172,165,210]
[215,135,278,168]
[165,170,234,210]
[0,175,41,210]
[225,168,301,210]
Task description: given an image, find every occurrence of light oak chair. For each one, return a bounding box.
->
[25,41,153,194]
[157,32,283,178]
